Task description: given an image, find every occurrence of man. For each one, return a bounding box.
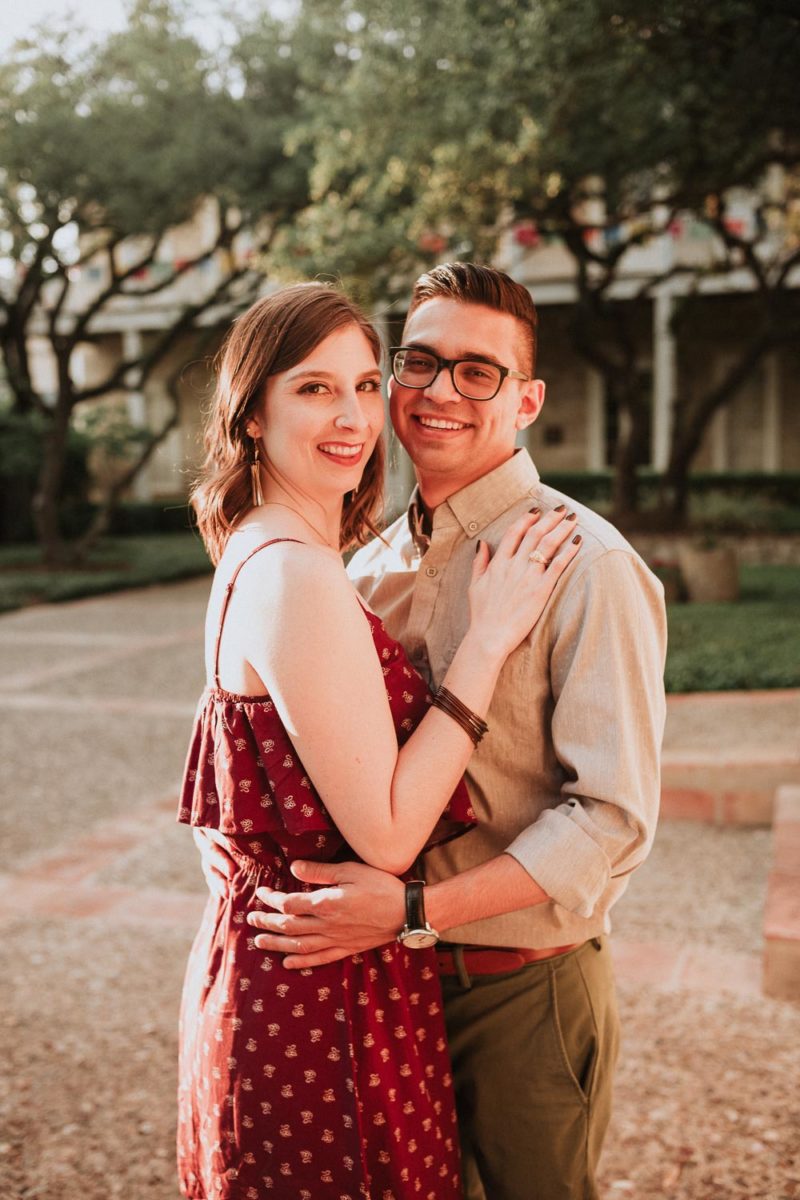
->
[209,263,667,1199]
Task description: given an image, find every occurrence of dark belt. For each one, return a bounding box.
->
[436,942,581,977]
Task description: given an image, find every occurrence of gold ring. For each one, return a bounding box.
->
[528,550,550,566]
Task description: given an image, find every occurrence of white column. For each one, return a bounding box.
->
[370,311,416,511]
[763,352,781,472]
[651,290,676,471]
[585,368,606,469]
[122,328,149,500]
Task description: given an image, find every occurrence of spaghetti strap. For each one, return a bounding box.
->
[212,538,304,689]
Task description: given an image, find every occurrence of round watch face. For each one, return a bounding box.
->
[400,928,439,950]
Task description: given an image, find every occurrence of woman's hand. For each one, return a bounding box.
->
[466,507,580,661]
[193,826,235,900]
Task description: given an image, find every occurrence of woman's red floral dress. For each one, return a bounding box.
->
[177,542,475,1200]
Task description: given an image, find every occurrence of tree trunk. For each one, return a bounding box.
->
[32,367,79,568]
[611,399,640,526]
[32,412,74,566]
[656,458,692,527]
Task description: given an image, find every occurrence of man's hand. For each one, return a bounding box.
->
[247,860,406,969]
[193,827,236,900]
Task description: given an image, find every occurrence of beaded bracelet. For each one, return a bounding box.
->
[431,685,489,747]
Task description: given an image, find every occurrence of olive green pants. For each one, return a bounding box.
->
[440,937,620,1200]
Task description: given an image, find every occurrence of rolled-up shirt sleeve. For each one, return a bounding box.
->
[506,549,667,918]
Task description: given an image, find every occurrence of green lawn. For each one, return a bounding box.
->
[664,565,800,692]
[0,540,797,693]
[0,534,212,612]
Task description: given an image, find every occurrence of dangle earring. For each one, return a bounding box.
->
[249,437,264,507]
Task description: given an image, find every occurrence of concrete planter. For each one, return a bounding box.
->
[678,544,740,603]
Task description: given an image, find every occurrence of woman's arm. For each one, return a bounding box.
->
[238,510,578,874]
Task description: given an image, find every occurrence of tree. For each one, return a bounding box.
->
[523,0,800,524]
[277,0,800,524]
[0,0,310,564]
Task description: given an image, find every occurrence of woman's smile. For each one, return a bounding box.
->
[317,440,366,463]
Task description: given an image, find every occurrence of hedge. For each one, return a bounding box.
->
[0,497,194,543]
[541,470,800,507]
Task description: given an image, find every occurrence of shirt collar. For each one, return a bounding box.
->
[407,490,432,554]
[407,449,541,549]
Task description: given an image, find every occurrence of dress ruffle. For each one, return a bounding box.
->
[177,608,475,878]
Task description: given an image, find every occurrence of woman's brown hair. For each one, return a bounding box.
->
[191,282,385,564]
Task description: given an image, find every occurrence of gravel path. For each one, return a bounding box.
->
[0,918,189,1200]
[611,821,772,956]
[601,987,800,1199]
[1,581,798,1199]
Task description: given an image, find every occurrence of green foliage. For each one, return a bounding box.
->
[664,565,800,691]
[520,0,800,209]
[0,2,307,246]
[0,410,90,541]
[270,0,537,295]
[270,0,800,300]
[0,532,210,611]
[0,410,51,479]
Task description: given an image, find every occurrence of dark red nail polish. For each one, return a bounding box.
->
[554,503,566,513]
[529,506,540,515]
[572,533,582,544]
[475,540,482,554]
[566,511,577,521]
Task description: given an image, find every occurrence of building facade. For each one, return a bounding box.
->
[26,193,800,512]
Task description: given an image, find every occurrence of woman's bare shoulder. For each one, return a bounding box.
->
[243,538,346,588]
[227,540,358,637]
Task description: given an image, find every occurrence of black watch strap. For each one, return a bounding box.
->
[405,879,427,929]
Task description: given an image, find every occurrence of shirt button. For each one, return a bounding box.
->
[425,566,437,577]
[467,521,479,533]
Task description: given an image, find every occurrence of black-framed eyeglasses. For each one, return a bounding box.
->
[390,346,530,402]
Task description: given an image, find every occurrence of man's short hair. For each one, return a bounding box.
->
[408,262,538,375]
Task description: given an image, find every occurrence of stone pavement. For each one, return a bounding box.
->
[1,578,798,1199]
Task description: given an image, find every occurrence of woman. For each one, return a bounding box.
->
[177,282,578,1200]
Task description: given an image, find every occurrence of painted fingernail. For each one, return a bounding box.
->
[572,534,582,544]
[475,539,482,554]
[554,504,566,513]
[529,506,540,515]
[566,512,577,521]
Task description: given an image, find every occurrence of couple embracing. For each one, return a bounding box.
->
[177,262,666,1200]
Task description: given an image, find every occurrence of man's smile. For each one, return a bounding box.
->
[414,414,473,432]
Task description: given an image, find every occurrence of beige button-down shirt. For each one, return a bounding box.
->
[348,450,667,948]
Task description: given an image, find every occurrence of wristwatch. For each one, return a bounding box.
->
[397,879,439,949]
